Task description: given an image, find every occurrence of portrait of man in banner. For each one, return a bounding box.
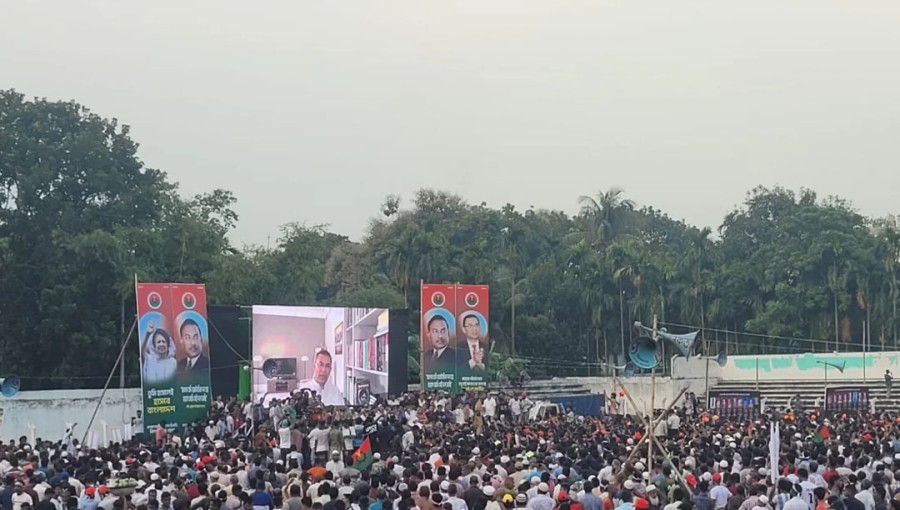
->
[422,314,459,373]
[458,312,488,372]
[177,316,210,374]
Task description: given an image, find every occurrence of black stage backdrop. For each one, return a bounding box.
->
[208,305,246,398]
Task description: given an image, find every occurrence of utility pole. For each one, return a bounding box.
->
[120,297,126,388]
[619,288,625,365]
[511,276,516,355]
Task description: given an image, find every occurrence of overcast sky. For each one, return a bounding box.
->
[3,1,899,246]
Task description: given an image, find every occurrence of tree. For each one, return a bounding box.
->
[577,187,636,247]
[6,88,900,385]
[0,90,176,387]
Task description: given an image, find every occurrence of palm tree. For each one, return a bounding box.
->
[577,187,636,248]
[678,227,716,353]
[879,224,900,345]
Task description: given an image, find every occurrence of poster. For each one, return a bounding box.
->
[334,322,344,355]
[135,282,212,433]
[455,285,490,392]
[420,283,490,393]
[707,390,761,420]
[420,284,458,391]
[825,386,869,413]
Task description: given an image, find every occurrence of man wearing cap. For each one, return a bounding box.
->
[709,474,730,510]
[515,494,529,510]
[527,483,554,510]
[12,482,33,510]
[81,487,99,510]
[325,451,345,477]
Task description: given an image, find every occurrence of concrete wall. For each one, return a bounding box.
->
[0,388,141,443]
[567,376,707,415]
[673,351,900,382]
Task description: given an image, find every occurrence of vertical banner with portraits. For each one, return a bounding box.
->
[420,283,490,393]
[135,282,212,433]
[420,284,458,391]
[455,285,490,392]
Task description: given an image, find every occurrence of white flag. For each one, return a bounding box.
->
[769,421,780,485]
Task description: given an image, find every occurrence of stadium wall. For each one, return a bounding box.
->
[672,350,900,382]
[0,388,141,443]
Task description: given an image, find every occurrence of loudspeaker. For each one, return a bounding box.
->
[628,336,661,369]
[262,358,297,379]
[0,375,21,397]
[715,351,728,367]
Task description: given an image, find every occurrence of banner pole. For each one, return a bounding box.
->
[82,317,137,446]
[120,297,126,388]
[420,280,425,390]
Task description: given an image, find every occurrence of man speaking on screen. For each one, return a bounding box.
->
[297,349,345,406]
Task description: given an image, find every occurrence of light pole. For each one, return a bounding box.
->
[619,288,625,365]
[251,355,262,430]
[699,351,728,403]
[816,358,845,410]
[502,226,516,356]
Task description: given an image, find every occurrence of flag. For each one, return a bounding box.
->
[769,421,780,485]
[813,425,830,444]
[352,436,374,470]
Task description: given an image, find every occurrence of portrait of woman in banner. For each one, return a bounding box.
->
[140,317,177,382]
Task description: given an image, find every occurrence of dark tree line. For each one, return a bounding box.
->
[1,91,898,388]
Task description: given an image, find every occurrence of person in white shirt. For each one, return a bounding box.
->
[326,451,345,476]
[483,395,497,421]
[205,421,217,441]
[797,469,818,510]
[402,427,416,453]
[309,422,331,463]
[297,351,345,406]
[855,480,876,510]
[12,483,33,510]
[709,475,731,509]
[783,493,810,510]
[278,420,292,449]
[666,412,681,434]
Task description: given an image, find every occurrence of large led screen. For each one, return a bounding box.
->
[251,306,407,406]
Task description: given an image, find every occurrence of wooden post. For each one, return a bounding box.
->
[649,314,658,474]
[613,375,687,482]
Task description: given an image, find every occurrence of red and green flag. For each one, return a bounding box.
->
[813,425,830,444]
[352,436,374,470]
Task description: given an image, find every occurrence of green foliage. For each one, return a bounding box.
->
[2,90,899,387]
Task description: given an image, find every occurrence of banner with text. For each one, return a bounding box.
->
[455,284,490,392]
[420,283,490,393]
[421,284,458,392]
[136,282,212,433]
[707,390,761,420]
[825,386,870,413]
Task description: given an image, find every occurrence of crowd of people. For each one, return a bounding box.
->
[3,386,900,510]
